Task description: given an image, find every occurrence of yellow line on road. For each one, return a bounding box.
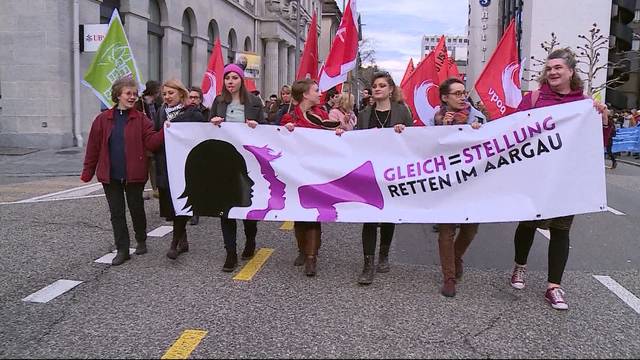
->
[233,248,274,281]
[279,221,294,230]
[161,329,208,359]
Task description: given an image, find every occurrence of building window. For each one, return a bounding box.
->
[244,37,252,52]
[635,9,640,22]
[100,0,120,24]
[207,20,219,59]
[228,29,237,64]
[181,10,194,86]
[148,0,163,82]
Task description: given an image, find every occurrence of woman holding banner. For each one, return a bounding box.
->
[81,77,164,266]
[281,78,337,277]
[209,64,266,272]
[432,77,483,297]
[509,48,608,310]
[153,79,206,261]
[347,72,412,285]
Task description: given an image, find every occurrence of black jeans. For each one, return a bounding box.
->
[362,223,395,256]
[606,143,616,164]
[514,223,570,284]
[220,218,258,251]
[102,181,147,251]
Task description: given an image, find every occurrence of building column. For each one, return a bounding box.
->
[264,38,280,99]
[192,36,209,88]
[278,41,289,91]
[288,46,296,84]
[162,27,183,81]
[122,13,149,83]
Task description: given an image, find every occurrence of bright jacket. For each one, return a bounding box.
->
[81,108,164,184]
[280,105,332,129]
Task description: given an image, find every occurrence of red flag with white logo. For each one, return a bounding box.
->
[201,38,224,108]
[433,36,451,83]
[318,0,359,91]
[400,51,441,127]
[474,19,521,120]
[400,58,415,88]
[297,12,319,81]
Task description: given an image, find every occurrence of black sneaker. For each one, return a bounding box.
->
[112,250,130,266]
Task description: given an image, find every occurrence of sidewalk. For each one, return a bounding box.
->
[0,147,85,177]
[615,152,640,167]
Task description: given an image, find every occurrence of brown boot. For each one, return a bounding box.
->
[303,225,321,277]
[441,278,456,297]
[166,235,180,260]
[294,223,305,266]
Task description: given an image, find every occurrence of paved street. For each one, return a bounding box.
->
[0,149,639,358]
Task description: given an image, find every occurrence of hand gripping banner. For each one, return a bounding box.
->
[164,100,606,224]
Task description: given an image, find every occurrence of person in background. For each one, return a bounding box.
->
[328,93,357,131]
[603,111,617,169]
[359,87,372,111]
[322,86,340,114]
[273,85,293,125]
[509,48,608,310]
[153,79,207,261]
[265,94,280,124]
[210,64,266,272]
[82,77,164,265]
[185,86,210,226]
[135,80,163,200]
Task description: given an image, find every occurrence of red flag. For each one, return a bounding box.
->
[433,36,452,83]
[244,78,257,92]
[318,0,359,91]
[400,58,415,88]
[297,12,319,81]
[474,19,521,120]
[400,52,441,127]
[201,38,224,108]
[447,57,461,80]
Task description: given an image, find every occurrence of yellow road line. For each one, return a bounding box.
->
[161,329,208,359]
[279,221,294,230]
[233,248,274,281]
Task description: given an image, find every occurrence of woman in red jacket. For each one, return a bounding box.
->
[281,78,339,276]
[509,48,608,310]
[81,77,164,266]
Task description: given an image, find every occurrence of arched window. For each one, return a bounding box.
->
[244,36,252,52]
[181,10,194,86]
[147,0,163,82]
[207,20,219,59]
[100,0,120,24]
[227,29,237,64]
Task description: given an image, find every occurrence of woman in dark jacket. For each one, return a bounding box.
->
[209,64,265,272]
[81,77,164,266]
[347,72,412,285]
[153,79,206,260]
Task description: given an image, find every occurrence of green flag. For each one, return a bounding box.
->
[82,9,143,107]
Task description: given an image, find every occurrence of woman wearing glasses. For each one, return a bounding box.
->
[346,72,413,285]
[433,78,483,297]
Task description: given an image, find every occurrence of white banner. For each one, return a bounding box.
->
[165,100,607,223]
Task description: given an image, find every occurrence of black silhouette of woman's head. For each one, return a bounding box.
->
[179,139,255,217]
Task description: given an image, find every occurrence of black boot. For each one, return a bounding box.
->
[166,235,180,260]
[190,215,199,225]
[222,249,238,272]
[358,255,375,285]
[241,237,256,260]
[294,251,305,266]
[177,232,189,255]
[112,249,130,266]
[376,254,390,273]
[135,240,147,255]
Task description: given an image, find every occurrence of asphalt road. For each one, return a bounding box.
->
[0,157,638,358]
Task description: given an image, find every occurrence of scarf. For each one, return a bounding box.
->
[435,104,470,125]
[165,103,184,122]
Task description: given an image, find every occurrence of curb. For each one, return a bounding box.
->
[617,159,640,167]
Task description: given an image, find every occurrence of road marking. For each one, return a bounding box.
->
[593,275,640,315]
[279,221,294,230]
[148,226,173,237]
[161,329,208,359]
[94,249,136,264]
[537,229,550,239]
[16,183,102,203]
[607,206,626,216]
[0,194,105,205]
[22,279,83,303]
[233,248,274,281]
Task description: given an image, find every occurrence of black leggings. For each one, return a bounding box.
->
[514,224,570,284]
[362,223,395,256]
[221,218,257,251]
[606,143,616,163]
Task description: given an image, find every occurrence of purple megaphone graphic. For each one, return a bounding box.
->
[298,161,384,222]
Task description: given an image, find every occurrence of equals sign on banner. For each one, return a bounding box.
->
[448,154,462,165]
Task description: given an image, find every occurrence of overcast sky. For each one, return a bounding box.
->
[338,0,469,83]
